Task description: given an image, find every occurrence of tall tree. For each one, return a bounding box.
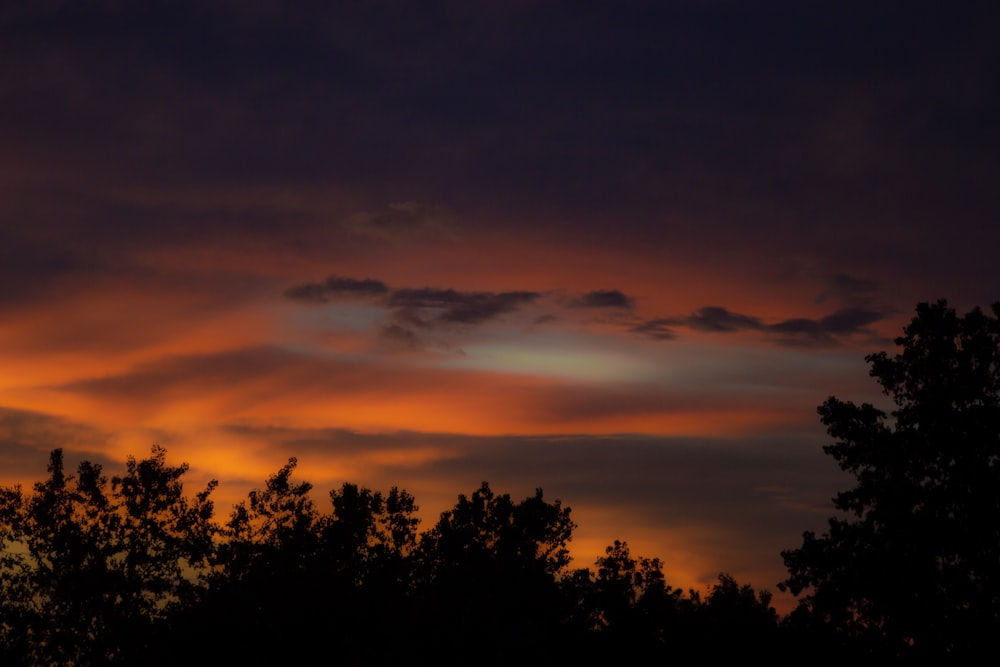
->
[781,300,1000,657]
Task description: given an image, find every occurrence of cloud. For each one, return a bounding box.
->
[814,307,884,335]
[0,407,116,476]
[388,288,540,325]
[631,307,765,340]
[52,347,309,403]
[284,275,390,304]
[284,274,542,335]
[629,319,678,341]
[343,202,458,241]
[633,305,886,345]
[766,318,821,336]
[815,273,878,305]
[572,289,634,309]
[767,307,883,343]
[0,228,126,311]
[378,324,423,351]
[284,271,888,351]
[686,307,763,333]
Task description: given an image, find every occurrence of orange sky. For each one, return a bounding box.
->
[0,227,896,610]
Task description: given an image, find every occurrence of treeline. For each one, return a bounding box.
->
[0,446,784,666]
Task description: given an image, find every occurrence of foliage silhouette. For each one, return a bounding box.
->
[0,447,786,664]
[217,456,320,581]
[185,457,330,665]
[781,300,1000,657]
[0,446,216,666]
[324,482,419,589]
[698,573,780,656]
[582,540,680,658]
[414,482,577,666]
[318,483,421,665]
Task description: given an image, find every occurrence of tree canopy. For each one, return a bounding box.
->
[0,446,216,666]
[0,448,779,665]
[781,300,1000,657]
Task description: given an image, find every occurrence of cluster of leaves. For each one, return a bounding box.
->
[0,451,778,666]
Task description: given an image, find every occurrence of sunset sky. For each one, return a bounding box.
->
[2,1,999,608]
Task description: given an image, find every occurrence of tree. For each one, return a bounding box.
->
[585,540,679,657]
[0,446,217,666]
[780,300,1000,657]
[323,482,419,589]
[698,574,779,656]
[216,457,319,582]
[419,482,575,583]
[195,457,324,665]
[317,483,421,666]
[591,540,672,629]
[416,482,576,665]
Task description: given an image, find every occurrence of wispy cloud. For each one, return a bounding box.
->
[283,275,548,351]
[388,288,540,325]
[342,202,458,242]
[815,273,878,306]
[632,305,886,346]
[377,323,423,351]
[686,307,763,333]
[0,407,115,474]
[284,275,390,304]
[629,318,678,341]
[285,275,540,327]
[571,289,635,309]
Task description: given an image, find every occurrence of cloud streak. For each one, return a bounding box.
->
[632,306,886,345]
[342,202,458,242]
[284,276,390,304]
[388,288,540,325]
[285,275,540,325]
[571,290,635,309]
[285,274,886,349]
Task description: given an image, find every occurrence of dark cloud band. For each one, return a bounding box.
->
[634,306,885,345]
[285,275,541,330]
[284,275,390,304]
[572,290,634,309]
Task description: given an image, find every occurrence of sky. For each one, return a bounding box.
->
[1,1,999,610]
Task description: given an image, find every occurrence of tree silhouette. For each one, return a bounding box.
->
[217,456,320,581]
[318,483,421,665]
[191,457,326,665]
[0,446,798,663]
[416,482,575,665]
[323,482,419,589]
[0,446,216,666]
[780,300,1000,657]
[585,540,679,657]
[698,573,779,657]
